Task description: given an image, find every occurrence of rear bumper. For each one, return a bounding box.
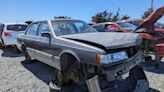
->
[2,36,17,45]
[101,51,144,82]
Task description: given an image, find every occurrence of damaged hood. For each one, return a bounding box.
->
[61,32,141,49]
[135,6,164,31]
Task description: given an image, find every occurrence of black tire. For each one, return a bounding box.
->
[21,45,31,61]
[24,51,31,61]
[54,69,64,87]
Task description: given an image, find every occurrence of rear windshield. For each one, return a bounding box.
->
[7,24,28,31]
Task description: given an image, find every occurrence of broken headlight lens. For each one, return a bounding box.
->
[97,51,129,64]
[107,51,129,63]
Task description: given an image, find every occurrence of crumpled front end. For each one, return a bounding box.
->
[85,44,149,92]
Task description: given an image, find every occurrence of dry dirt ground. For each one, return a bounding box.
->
[0,47,164,92]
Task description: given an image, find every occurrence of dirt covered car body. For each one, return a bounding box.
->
[17,19,148,92]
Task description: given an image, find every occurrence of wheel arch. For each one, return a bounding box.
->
[59,50,81,62]
[59,50,81,71]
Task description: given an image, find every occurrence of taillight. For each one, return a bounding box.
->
[3,32,10,36]
[156,44,164,51]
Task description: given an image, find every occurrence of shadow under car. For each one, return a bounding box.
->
[0,47,24,57]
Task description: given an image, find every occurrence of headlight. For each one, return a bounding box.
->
[97,51,129,64]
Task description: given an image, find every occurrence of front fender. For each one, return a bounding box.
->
[59,50,81,62]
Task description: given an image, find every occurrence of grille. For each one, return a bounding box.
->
[106,46,139,58]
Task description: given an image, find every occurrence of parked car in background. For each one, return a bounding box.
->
[92,22,156,43]
[122,19,164,34]
[121,19,142,26]
[135,6,164,62]
[0,23,28,47]
[92,21,138,32]
[17,19,148,92]
[92,22,152,41]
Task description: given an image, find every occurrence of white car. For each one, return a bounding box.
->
[0,23,28,46]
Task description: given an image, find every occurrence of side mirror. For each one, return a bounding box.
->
[41,32,51,38]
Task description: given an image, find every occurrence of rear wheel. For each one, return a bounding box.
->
[21,45,31,61]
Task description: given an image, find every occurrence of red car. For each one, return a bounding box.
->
[92,21,158,41]
[92,22,137,32]
[123,19,164,34]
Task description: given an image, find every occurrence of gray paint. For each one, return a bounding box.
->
[17,19,143,70]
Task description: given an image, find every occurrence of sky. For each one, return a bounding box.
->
[0,0,163,23]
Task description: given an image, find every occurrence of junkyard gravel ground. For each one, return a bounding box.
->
[0,47,164,92]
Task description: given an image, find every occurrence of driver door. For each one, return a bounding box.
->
[34,21,53,66]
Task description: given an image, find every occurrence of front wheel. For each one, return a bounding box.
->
[51,55,84,92]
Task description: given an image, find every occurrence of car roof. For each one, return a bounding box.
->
[3,23,28,25]
[119,19,143,23]
[33,19,84,23]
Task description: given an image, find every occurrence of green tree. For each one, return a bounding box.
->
[111,8,120,22]
[92,10,113,23]
[121,14,130,20]
[92,8,130,23]
[142,8,153,19]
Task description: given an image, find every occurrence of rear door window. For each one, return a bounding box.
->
[7,24,28,31]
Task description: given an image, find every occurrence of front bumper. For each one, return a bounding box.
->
[87,75,149,92]
[100,51,144,82]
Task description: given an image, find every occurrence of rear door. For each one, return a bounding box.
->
[24,23,40,58]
